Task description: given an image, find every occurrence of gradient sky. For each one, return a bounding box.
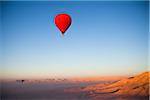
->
[1,1,149,79]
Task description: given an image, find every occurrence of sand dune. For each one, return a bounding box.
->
[79,72,149,100]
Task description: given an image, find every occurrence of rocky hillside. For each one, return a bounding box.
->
[81,72,149,100]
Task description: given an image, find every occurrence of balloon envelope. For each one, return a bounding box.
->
[54,13,72,35]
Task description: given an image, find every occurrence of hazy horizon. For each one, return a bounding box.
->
[1,1,149,79]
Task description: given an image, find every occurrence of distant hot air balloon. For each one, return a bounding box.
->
[54,13,72,36]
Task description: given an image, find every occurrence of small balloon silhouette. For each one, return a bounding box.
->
[54,13,72,35]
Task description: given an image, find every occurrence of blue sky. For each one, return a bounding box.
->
[1,1,149,79]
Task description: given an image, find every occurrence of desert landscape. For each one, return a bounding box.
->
[1,72,149,100]
[66,72,149,100]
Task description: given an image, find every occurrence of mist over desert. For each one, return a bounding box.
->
[1,72,149,100]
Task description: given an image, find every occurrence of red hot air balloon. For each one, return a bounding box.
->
[54,13,72,35]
